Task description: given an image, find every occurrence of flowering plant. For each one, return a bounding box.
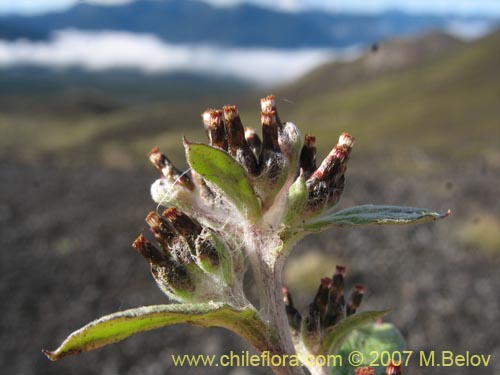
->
[44,96,448,375]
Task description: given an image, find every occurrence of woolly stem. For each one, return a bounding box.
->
[247,226,305,375]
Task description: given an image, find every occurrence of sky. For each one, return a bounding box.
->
[1,0,500,16]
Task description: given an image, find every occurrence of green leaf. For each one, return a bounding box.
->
[185,142,261,221]
[322,310,389,356]
[332,323,406,375]
[43,303,268,361]
[304,205,450,231]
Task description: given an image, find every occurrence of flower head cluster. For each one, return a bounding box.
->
[138,95,354,304]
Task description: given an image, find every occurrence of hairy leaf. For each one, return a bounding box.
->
[304,205,449,231]
[43,303,268,361]
[185,142,261,221]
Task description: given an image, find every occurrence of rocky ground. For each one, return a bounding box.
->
[1,156,499,375]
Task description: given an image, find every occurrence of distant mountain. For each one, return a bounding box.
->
[280,32,465,98]
[0,0,496,48]
[272,29,500,162]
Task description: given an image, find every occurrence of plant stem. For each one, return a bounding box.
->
[248,226,305,375]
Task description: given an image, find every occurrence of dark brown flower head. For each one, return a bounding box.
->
[313,277,331,324]
[148,147,194,191]
[202,109,227,150]
[260,94,282,126]
[162,207,202,241]
[306,133,354,213]
[285,265,366,344]
[145,211,178,250]
[151,260,194,295]
[223,105,258,174]
[132,234,166,265]
[244,127,262,158]
[195,237,220,268]
[347,283,365,316]
[300,134,317,178]
[282,286,302,332]
[261,111,280,152]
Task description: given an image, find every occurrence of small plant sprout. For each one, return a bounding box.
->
[44,96,449,375]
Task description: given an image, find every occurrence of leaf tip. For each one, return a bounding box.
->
[442,209,452,219]
[42,349,57,361]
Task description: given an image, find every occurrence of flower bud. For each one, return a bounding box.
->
[145,211,177,252]
[313,277,331,325]
[261,110,280,152]
[347,284,365,316]
[202,109,227,150]
[260,94,282,126]
[223,105,258,175]
[162,207,202,245]
[244,127,262,158]
[255,97,291,209]
[132,233,168,265]
[149,147,195,209]
[331,265,346,292]
[195,231,234,285]
[283,286,302,333]
[325,265,346,327]
[132,234,195,301]
[279,121,302,171]
[306,133,354,213]
[139,207,239,302]
[148,147,194,191]
[301,302,322,354]
[300,134,317,179]
[151,261,195,301]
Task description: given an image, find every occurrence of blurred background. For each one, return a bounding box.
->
[1,0,499,374]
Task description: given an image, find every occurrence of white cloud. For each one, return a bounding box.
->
[445,20,495,40]
[0,29,357,84]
